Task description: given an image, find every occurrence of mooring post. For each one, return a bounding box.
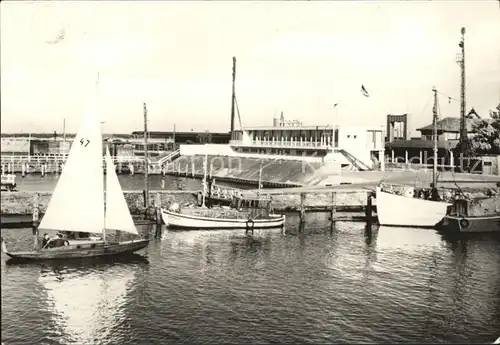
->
[32,193,40,250]
[21,163,26,178]
[330,192,337,223]
[155,192,162,238]
[299,192,306,225]
[191,159,195,178]
[41,164,46,177]
[365,191,373,226]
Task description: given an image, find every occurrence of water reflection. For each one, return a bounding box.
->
[165,228,284,248]
[376,226,444,252]
[36,256,148,344]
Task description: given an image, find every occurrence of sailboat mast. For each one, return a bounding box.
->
[230,57,236,141]
[143,103,149,207]
[202,152,208,208]
[103,142,109,243]
[432,87,439,187]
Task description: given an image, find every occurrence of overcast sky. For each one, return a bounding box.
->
[1,1,499,135]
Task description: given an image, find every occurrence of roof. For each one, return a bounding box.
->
[417,117,474,133]
[385,139,459,149]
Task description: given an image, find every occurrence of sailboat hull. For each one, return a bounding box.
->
[375,186,451,228]
[2,239,149,261]
[162,209,286,230]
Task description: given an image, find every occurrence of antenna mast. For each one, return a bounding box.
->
[456,27,469,157]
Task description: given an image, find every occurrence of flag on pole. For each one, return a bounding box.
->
[333,103,338,108]
[361,85,370,97]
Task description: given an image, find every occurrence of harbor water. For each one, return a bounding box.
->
[2,214,500,344]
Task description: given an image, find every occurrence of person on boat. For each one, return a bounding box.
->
[429,183,442,201]
[45,233,69,249]
[41,233,50,248]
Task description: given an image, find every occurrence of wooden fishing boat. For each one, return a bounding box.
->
[162,155,285,230]
[375,184,451,228]
[439,196,500,233]
[1,81,149,261]
[375,88,451,228]
[162,208,285,230]
[440,214,500,232]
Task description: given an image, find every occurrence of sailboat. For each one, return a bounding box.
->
[1,87,149,260]
[375,87,452,228]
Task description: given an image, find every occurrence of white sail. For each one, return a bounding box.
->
[39,98,105,233]
[105,146,138,235]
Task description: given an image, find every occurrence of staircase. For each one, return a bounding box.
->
[157,149,181,166]
[338,149,373,171]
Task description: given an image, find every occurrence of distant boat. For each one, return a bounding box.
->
[1,83,149,261]
[375,88,451,228]
[0,173,17,191]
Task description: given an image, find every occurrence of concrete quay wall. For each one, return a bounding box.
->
[1,190,367,216]
[0,191,198,216]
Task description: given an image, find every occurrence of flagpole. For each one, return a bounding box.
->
[333,104,339,148]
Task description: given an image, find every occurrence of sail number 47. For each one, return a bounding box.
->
[80,138,90,147]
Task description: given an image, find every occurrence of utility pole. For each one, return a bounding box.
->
[143,102,149,207]
[230,57,236,140]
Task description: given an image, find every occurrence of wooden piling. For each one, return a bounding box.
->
[191,159,195,177]
[32,193,40,250]
[155,192,162,238]
[299,192,306,225]
[365,192,373,226]
[329,192,337,223]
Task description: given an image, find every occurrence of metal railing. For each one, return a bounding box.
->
[0,155,154,165]
[229,140,335,149]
